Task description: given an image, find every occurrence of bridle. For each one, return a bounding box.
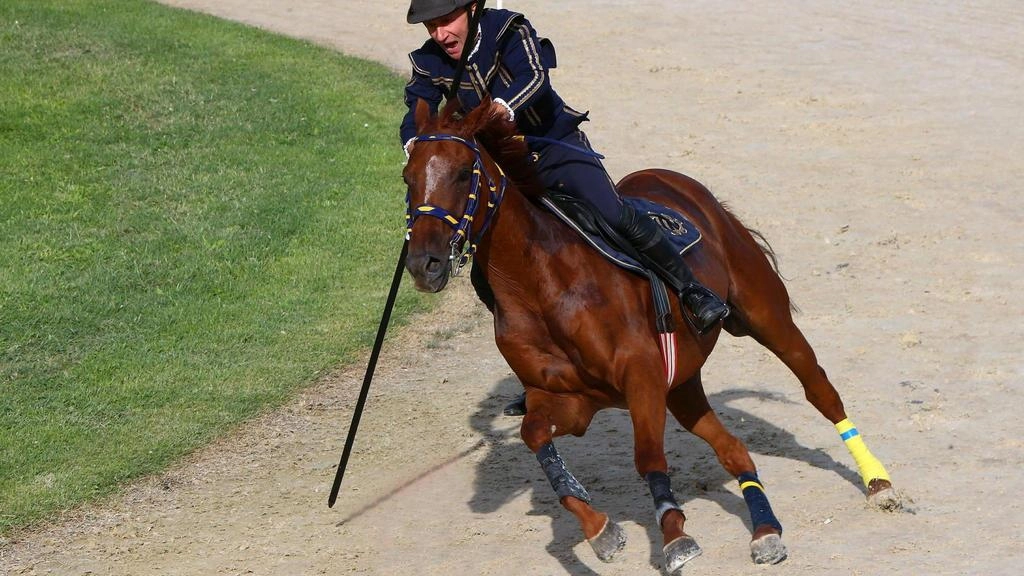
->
[405,133,507,276]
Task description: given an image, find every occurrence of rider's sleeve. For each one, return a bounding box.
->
[490,17,555,114]
[400,52,445,145]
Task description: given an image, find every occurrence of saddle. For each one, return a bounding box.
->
[539,193,702,276]
[540,192,703,337]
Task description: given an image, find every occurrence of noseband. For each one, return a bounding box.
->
[405,133,507,276]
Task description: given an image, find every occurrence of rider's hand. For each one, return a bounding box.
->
[491,98,514,123]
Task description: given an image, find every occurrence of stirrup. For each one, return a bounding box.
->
[682,285,729,333]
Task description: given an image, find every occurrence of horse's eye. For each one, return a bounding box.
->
[456,167,473,183]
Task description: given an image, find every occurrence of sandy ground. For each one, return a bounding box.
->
[3,1,1023,574]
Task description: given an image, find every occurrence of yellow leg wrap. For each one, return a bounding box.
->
[835,418,891,487]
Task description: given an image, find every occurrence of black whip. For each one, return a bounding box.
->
[328,0,487,508]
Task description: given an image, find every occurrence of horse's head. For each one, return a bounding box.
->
[402,97,509,292]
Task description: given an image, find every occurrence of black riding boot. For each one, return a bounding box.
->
[617,204,729,333]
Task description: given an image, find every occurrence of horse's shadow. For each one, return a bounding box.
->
[467,377,862,575]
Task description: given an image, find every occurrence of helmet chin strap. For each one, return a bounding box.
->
[446,0,485,102]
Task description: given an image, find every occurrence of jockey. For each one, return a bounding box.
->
[401,0,729,333]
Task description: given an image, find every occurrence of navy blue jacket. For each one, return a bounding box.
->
[400,8,587,147]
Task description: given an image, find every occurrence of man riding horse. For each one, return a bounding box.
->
[398,2,901,570]
[401,0,730,333]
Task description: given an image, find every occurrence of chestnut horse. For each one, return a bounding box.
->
[402,98,900,572]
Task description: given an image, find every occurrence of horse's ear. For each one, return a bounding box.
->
[414,98,432,131]
[440,96,464,125]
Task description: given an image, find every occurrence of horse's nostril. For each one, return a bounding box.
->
[425,256,442,275]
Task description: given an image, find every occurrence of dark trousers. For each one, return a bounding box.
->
[531,130,623,224]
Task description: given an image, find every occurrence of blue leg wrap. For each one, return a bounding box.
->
[738,472,783,533]
[537,442,591,503]
[646,471,684,527]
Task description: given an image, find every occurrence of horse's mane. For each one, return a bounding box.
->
[421,97,547,198]
[477,117,547,199]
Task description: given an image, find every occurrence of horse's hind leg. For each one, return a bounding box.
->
[519,393,626,563]
[667,376,788,565]
[726,248,899,509]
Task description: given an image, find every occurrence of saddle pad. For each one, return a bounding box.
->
[539,195,703,276]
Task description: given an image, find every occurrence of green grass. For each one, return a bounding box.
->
[0,0,427,533]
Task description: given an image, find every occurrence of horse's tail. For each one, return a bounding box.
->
[720,203,800,314]
[746,226,783,277]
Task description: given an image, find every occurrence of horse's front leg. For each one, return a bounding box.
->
[519,392,626,563]
[625,373,703,573]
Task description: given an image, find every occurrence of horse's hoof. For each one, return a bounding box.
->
[663,535,702,573]
[750,533,788,565]
[868,486,911,512]
[588,518,626,562]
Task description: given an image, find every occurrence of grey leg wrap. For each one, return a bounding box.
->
[537,442,591,503]
[646,471,684,527]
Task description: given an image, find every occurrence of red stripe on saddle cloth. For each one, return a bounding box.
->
[659,332,677,386]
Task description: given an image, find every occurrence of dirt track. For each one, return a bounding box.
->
[3,1,1022,574]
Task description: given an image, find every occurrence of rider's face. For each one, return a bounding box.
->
[424,6,471,60]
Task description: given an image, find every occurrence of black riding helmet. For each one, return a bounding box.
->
[407,0,475,24]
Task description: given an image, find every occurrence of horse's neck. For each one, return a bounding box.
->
[476,177,551,290]
[473,139,569,286]
[487,177,537,251]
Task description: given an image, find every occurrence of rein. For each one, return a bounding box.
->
[405,133,507,276]
[520,135,605,159]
